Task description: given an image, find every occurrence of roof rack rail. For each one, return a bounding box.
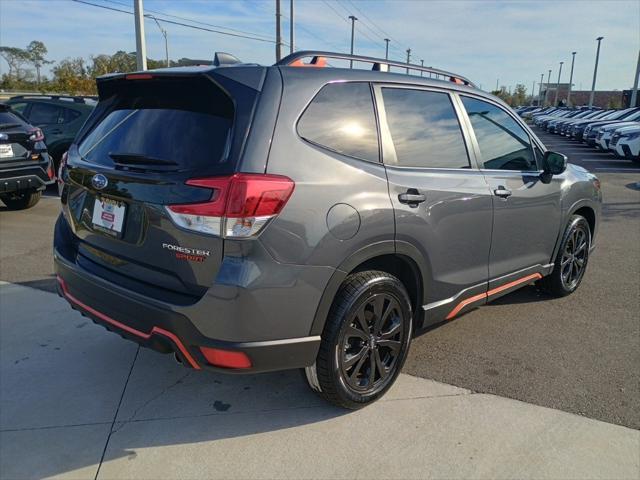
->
[9,94,97,104]
[276,50,475,87]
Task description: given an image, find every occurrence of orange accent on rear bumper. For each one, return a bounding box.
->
[445,273,543,320]
[57,276,201,369]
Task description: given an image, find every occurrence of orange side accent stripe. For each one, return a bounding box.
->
[486,273,543,298]
[57,276,201,369]
[445,292,486,320]
[445,272,543,321]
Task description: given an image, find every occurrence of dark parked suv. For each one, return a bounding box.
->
[54,51,602,408]
[5,95,95,172]
[0,103,53,209]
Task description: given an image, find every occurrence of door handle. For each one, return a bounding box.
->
[493,186,512,198]
[398,189,426,207]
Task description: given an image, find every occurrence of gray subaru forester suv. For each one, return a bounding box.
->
[54,51,602,409]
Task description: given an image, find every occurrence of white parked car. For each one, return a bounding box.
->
[609,125,640,163]
[595,118,640,150]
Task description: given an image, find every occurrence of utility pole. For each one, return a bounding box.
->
[567,51,576,106]
[554,61,564,106]
[133,0,147,70]
[538,73,544,106]
[544,69,552,107]
[531,80,535,105]
[289,0,295,54]
[630,49,640,108]
[150,16,169,67]
[275,0,283,62]
[349,15,357,68]
[420,59,424,77]
[588,36,604,108]
[384,38,390,59]
[496,78,499,91]
[405,48,411,74]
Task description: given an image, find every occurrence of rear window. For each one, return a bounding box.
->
[0,110,27,127]
[78,77,234,172]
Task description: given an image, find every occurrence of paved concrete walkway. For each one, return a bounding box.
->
[1,283,638,479]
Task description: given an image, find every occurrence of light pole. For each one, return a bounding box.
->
[554,61,564,106]
[275,0,282,61]
[289,0,295,54]
[420,59,424,77]
[531,80,535,105]
[384,38,390,60]
[149,16,169,68]
[630,49,640,108]
[349,15,357,68]
[538,73,544,106]
[588,36,604,108]
[405,48,411,74]
[544,69,552,107]
[496,78,499,91]
[567,52,576,106]
[133,0,147,70]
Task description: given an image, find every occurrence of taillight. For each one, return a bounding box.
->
[166,173,295,238]
[29,128,44,142]
[58,151,68,183]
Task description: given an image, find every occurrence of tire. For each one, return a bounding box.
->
[1,190,42,210]
[540,215,591,297]
[304,270,413,409]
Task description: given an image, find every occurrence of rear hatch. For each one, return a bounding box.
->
[61,68,265,303]
[0,109,43,166]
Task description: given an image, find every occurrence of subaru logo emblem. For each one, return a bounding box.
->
[91,174,108,190]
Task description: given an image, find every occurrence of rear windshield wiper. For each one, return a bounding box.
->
[108,152,178,166]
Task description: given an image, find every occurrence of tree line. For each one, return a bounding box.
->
[1,40,203,95]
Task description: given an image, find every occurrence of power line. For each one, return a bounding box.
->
[101,0,275,41]
[71,0,278,44]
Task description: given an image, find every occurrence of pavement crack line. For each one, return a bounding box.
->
[111,371,192,435]
[94,345,139,480]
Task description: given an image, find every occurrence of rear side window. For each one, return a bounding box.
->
[65,109,82,123]
[461,96,537,171]
[381,88,470,169]
[78,77,234,172]
[29,103,63,125]
[297,82,379,162]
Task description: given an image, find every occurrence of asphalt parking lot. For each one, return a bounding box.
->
[0,127,638,478]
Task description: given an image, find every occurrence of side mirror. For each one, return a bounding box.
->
[542,151,567,175]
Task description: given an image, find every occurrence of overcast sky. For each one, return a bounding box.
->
[1,0,638,93]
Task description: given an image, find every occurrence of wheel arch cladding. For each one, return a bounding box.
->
[572,206,595,237]
[309,247,425,337]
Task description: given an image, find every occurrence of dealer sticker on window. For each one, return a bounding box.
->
[92,197,126,235]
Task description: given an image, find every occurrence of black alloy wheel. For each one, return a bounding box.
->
[560,225,589,290]
[541,215,591,297]
[304,270,413,409]
[339,293,404,392]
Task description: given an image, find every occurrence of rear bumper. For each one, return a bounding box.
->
[54,249,322,373]
[0,160,53,194]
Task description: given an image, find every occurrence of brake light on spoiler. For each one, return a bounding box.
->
[166,173,295,238]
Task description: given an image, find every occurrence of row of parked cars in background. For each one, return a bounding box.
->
[0,95,95,209]
[515,105,640,164]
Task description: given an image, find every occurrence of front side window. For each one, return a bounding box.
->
[381,88,470,169]
[297,82,379,162]
[461,96,537,171]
